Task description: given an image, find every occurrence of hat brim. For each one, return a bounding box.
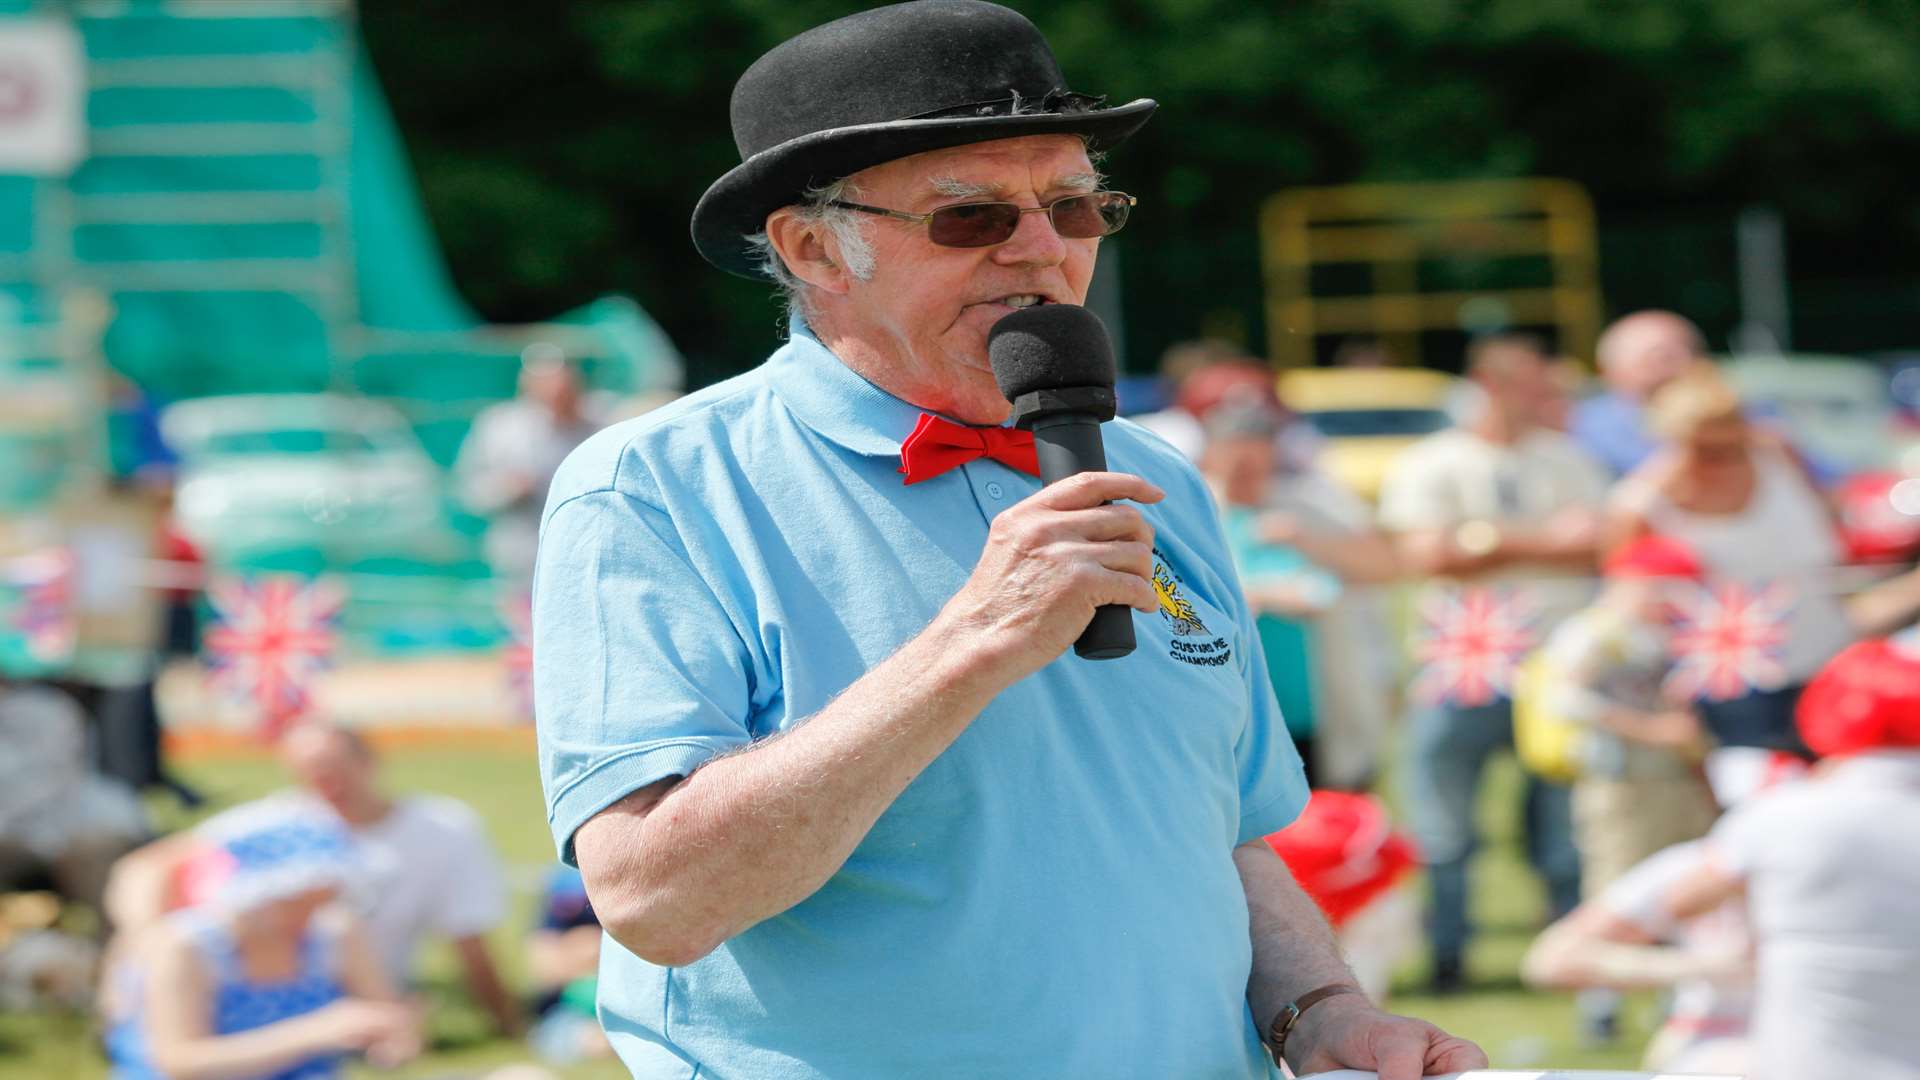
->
[691,98,1157,279]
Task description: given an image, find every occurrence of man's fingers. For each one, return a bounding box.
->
[1064,540,1153,581]
[1055,503,1154,544]
[1030,471,1164,510]
[1096,567,1159,613]
[1427,1035,1490,1073]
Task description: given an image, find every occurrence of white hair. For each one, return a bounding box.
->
[742,178,875,322]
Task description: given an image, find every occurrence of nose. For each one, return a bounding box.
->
[990,204,1068,269]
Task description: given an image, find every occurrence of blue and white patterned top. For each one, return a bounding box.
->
[108,911,345,1080]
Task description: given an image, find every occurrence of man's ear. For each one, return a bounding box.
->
[765,209,852,296]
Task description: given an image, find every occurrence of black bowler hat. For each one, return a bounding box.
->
[691,0,1156,279]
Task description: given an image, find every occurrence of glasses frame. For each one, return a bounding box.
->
[826,190,1136,248]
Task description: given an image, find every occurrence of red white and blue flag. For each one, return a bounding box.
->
[1665,578,1794,703]
[203,574,343,740]
[4,547,76,665]
[1411,586,1538,708]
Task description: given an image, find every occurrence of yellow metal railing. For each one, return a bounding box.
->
[1259,178,1603,368]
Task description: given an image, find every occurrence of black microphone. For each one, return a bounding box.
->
[988,304,1135,661]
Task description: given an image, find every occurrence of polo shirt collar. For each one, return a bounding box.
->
[766,315,937,458]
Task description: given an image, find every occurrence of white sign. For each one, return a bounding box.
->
[0,17,85,176]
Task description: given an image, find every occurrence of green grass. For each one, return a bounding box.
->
[3,745,1659,1078]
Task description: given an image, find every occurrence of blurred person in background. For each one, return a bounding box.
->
[103,802,421,1080]
[454,347,608,585]
[1522,534,1723,1044]
[1663,634,1920,1080]
[0,675,147,920]
[106,723,522,1038]
[1378,331,1610,991]
[1608,368,1853,753]
[1200,399,1399,788]
[524,864,610,1065]
[1130,341,1271,461]
[1571,309,1706,477]
[1519,749,1810,1074]
[1534,534,1718,891]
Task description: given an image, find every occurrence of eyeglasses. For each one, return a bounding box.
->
[827,191,1136,249]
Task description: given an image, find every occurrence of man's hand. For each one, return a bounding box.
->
[940,471,1163,681]
[1285,995,1488,1080]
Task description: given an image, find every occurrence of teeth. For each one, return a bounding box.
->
[1002,295,1041,308]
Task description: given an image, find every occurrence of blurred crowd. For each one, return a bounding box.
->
[7,311,1920,1077]
[1141,309,1920,1076]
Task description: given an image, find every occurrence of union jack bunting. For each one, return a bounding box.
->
[3,548,77,665]
[1411,585,1538,708]
[1665,578,1794,703]
[203,574,343,740]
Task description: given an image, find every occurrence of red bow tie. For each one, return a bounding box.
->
[898,413,1039,485]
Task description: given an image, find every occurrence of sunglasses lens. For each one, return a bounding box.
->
[1051,193,1127,238]
[928,202,1021,247]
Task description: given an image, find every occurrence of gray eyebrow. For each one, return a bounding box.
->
[925,170,1105,201]
[928,174,1001,199]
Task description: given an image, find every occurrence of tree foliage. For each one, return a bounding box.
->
[362,0,1920,384]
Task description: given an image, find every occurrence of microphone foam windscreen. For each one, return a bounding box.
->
[988,304,1116,401]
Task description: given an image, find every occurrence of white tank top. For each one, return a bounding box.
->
[1642,451,1853,681]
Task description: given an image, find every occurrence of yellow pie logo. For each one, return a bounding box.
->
[1153,556,1209,637]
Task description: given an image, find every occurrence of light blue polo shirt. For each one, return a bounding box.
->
[533,318,1307,1079]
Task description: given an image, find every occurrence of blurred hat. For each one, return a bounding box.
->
[691,0,1156,278]
[1263,791,1418,927]
[1795,630,1920,758]
[1602,534,1705,580]
[176,801,360,916]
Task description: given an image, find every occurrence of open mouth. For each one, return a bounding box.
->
[975,293,1053,313]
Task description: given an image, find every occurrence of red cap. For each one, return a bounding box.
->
[1796,635,1920,757]
[1263,791,1419,926]
[1602,534,1705,581]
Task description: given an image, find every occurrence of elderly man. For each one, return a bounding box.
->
[1569,309,1707,476]
[534,3,1485,1077]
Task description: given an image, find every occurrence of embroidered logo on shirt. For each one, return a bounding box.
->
[1153,550,1232,667]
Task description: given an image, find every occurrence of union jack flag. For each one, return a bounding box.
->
[1411,586,1538,708]
[1665,578,1794,703]
[203,575,343,740]
[4,548,77,665]
[501,591,533,719]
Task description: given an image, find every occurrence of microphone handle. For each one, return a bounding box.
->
[1030,413,1136,660]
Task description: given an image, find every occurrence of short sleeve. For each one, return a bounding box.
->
[1222,543,1311,844]
[1595,841,1702,939]
[1704,795,1776,880]
[428,804,509,937]
[534,489,756,864]
[1376,446,1455,533]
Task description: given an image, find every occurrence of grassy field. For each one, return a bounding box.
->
[1,740,1659,1078]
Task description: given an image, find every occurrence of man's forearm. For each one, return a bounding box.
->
[576,612,1013,966]
[1234,840,1362,1044]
